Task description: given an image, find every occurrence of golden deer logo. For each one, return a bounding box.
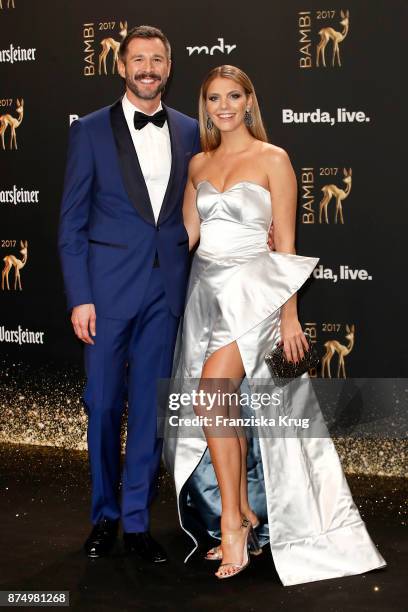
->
[316,9,350,67]
[0,1,15,8]
[1,240,28,290]
[0,98,24,150]
[321,324,355,378]
[98,21,128,75]
[318,167,352,224]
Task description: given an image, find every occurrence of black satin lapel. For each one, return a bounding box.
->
[157,106,183,225]
[109,100,155,225]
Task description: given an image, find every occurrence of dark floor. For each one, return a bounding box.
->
[0,443,406,612]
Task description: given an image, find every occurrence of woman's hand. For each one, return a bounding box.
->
[182,155,203,251]
[279,317,309,363]
[267,221,275,251]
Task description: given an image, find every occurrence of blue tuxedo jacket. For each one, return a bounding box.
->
[58,99,200,318]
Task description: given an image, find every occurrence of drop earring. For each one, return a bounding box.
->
[206,115,214,130]
[244,108,253,127]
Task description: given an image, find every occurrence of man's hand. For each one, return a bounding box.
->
[267,221,275,251]
[71,303,96,345]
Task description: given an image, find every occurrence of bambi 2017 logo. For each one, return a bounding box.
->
[0,1,15,9]
[303,322,355,378]
[82,20,128,76]
[300,167,352,224]
[1,240,28,291]
[0,99,24,150]
[298,9,350,68]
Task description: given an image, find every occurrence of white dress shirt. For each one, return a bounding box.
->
[122,93,172,224]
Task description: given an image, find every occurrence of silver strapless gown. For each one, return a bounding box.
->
[163,180,386,586]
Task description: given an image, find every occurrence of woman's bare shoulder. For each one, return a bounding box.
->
[257,142,291,166]
[190,151,211,166]
[189,151,212,183]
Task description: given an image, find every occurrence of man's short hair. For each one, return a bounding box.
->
[119,25,171,61]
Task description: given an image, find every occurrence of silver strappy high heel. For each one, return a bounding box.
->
[215,517,251,580]
[205,517,262,560]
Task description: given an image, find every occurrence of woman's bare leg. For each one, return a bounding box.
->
[236,432,258,526]
[198,341,250,575]
[227,390,259,526]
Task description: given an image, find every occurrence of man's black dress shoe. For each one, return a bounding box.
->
[123,531,168,563]
[84,519,118,558]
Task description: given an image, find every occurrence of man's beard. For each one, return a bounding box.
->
[126,71,168,100]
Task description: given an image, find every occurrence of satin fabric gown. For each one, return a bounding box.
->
[163,180,386,586]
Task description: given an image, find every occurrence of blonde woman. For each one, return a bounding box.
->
[163,65,386,583]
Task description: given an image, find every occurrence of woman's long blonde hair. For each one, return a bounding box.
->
[198,65,268,152]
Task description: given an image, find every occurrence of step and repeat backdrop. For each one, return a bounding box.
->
[0,0,407,473]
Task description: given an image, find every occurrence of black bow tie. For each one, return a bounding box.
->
[133,109,167,130]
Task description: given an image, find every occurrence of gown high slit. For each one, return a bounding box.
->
[162,179,386,586]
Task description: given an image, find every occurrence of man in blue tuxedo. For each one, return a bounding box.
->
[58,25,200,562]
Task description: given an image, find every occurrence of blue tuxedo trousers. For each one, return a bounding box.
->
[83,265,179,532]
